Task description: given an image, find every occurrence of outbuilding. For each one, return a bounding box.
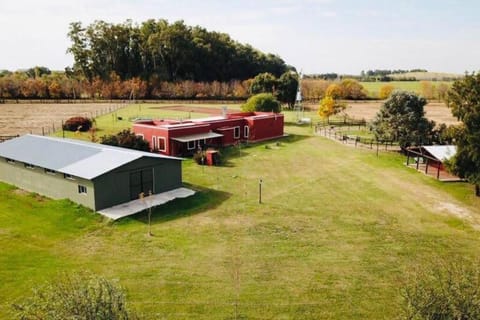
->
[0,135,184,212]
[405,145,461,181]
[133,111,284,156]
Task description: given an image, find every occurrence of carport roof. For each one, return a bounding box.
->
[0,134,182,180]
[423,145,457,161]
[171,131,223,142]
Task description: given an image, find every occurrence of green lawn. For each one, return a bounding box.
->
[2,106,480,319]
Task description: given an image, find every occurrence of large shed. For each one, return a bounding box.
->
[0,135,184,211]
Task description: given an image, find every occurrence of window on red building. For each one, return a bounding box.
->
[244,126,249,138]
[158,137,166,151]
[234,126,240,139]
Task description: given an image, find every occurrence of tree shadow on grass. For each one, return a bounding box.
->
[127,184,231,225]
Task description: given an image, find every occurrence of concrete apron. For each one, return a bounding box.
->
[98,187,195,220]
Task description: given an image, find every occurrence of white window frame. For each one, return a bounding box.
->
[152,136,157,150]
[24,163,35,169]
[158,137,166,152]
[244,126,249,138]
[234,126,240,139]
[136,133,144,139]
[45,168,56,175]
[78,185,87,194]
[6,158,15,164]
[187,140,196,150]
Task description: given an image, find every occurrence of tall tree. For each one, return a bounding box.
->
[249,72,277,94]
[371,91,435,149]
[276,72,299,109]
[446,73,480,195]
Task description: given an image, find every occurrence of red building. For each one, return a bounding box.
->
[133,111,284,156]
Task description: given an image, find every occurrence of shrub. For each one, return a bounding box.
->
[13,272,138,320]
[63,116,93,132]
[193,150,207,165]
[402,258,480,319]
[241,93,281,113]
[100,129,149,151]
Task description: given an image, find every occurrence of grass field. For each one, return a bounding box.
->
[2,105,480,319]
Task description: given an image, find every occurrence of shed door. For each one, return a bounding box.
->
[129,169,154,200]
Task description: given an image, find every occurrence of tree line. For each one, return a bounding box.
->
[67,19,289,82]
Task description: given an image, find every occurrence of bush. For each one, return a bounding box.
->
[193,150,207,165]
[241,93,281,113]
[402,258,480,319]
[13,272,138,320]
[100,129,150,151]
[63,116,93,132]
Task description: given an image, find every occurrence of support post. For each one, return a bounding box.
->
[258,178,263,204]
[425,158,429,174]
[437,165,440,180]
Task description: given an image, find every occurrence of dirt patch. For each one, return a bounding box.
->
[150,105,237,115]
[435,202,473,220]
[0,103,125,136]
[12,189,29,196]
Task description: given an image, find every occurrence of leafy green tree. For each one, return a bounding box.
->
[249,72,277,94]
[446,73,480,195]
[402,258,480,320]
[276,72,299,109]
[371,91,435,149]
[13,272,138,320]
[101,129,150,151]
[241,93,281,113]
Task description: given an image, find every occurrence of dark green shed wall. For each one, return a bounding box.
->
[93,157,182,210]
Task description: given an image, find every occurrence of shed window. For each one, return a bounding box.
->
[187,140,196,150]
[45,168,56,175]
[234,126,240,139]
[78,185,87,194]
[6,158,15,164]
[24,163,35,169]
[158,137,166,151]
[244,126,249,138]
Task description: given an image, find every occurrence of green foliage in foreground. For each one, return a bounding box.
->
[2,110,480,319]
[402,258,480,319]
[13,272,138,320]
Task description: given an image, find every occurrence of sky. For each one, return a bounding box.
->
[1,0,480,75]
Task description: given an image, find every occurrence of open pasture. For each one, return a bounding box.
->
[0,103,123,136]
[1,104,480,319]
[306,101,459,125]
